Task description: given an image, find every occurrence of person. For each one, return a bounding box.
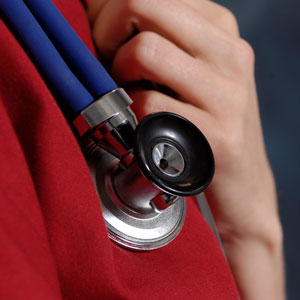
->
[87,0,285,298]
[0,0,284,299]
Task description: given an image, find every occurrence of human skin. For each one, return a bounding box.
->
[87,0,285,299]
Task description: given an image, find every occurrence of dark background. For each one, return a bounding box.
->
[215,0,300,299]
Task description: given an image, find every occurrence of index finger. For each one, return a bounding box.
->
[90,0,235,61]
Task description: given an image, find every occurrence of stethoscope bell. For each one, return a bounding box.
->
[134,113,214,197]
[75,89,214,251]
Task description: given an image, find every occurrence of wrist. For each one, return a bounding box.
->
[218,164,282,245]
[223,217,283,261]
[223,228,285,300]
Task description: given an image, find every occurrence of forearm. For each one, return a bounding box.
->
[221,177,285,300]
[224,230,284,300]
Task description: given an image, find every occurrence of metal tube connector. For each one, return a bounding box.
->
[73,88,137,158]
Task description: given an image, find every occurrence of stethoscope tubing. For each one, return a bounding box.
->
[0,0,93,114]
[23,0,117,100]
[0,0,116,115]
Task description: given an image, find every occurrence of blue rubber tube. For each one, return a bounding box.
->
[0,0,94,115]
[24,0,117,99]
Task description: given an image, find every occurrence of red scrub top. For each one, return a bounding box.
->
[0,1,239,299]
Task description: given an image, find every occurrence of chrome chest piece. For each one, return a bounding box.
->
[74,88,214,251]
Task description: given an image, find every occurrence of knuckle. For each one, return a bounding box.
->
[238,39,255,64]
[144,91,167,112]
[218,6,239,34]
[122,0,150,15]
[132,90,167,112]
[127,31,160,66]
[232,38,255,68]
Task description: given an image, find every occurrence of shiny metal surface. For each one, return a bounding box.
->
[74,90,215,251]
[151,193,180,211]
[73,88,137,158]
[196,194,225,254]
[88,149,186,251]
[75,89,187,250]
[152,142,185,177]
[74,88,136,135]
[113,161,162,214]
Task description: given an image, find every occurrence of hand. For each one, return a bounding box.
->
[88,1,284,299]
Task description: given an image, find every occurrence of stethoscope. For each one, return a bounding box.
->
[0,0,219,251]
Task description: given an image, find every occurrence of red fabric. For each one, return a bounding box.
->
[0,1,239,299]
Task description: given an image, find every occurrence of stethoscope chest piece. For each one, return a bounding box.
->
[89,150,186,251]
[85,106,214,251]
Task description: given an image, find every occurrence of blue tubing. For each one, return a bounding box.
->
[0,0,94,115]
[24,0,117,99]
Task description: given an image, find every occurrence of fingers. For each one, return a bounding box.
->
[89,0,239,38]
[181,0,240,36]
[91,0,241,64]
[111,31,231,114]
[87,0,107,24]
[128,89,214,137]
